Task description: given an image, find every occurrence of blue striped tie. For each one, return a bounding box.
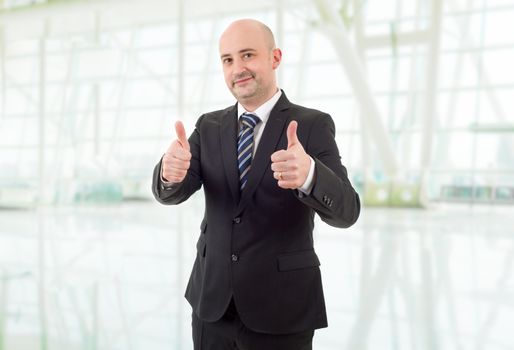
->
[237,113,260,190]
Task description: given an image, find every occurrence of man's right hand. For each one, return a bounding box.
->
[162,121,191,183]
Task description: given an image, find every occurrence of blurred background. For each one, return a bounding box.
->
[0,0,513,349]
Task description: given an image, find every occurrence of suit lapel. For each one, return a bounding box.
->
[220,105,240,204]
[236,93,291,214]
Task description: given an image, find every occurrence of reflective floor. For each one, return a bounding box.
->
[0,200,513,350]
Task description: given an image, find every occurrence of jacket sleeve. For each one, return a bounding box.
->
[296,113,360,228]
[151,116,204,205]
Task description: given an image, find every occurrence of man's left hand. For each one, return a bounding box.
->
[270,121,311,190]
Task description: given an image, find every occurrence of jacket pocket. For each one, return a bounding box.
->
[277,250,320,272]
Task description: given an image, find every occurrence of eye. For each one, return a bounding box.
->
[243,53,253,59]
[222,57,232,64]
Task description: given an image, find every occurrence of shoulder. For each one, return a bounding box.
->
[287,102,334,127]
[195,105,235,128]
[281,100,336,140]
[289,102,328,117]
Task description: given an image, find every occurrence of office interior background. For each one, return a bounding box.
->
[0,0,513,349]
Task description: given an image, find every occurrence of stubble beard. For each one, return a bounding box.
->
[230,75,266,104]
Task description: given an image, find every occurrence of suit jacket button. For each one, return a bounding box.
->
[231,254,239,262]
[233,217,241,224]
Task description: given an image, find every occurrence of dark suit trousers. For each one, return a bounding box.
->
[192,299,314,350]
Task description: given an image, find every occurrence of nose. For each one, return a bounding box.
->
[232,57,246,75]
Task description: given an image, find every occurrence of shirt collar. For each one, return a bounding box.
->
[237,89,282,124]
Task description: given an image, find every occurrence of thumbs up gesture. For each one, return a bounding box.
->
[162,121,192,183]
[270,121,311,189]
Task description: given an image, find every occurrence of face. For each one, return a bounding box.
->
[219,23,281,109]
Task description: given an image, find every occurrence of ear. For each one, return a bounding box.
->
[272,48,282,69]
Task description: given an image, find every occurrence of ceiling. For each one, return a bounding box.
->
[0,0,313,40]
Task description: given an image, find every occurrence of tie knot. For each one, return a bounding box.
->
[241,113,260,129]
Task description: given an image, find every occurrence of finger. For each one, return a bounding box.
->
[163,164,188,181]
[274,170,301,182]
[170,162,190,172]
[163,153,189,168]
[277,180,297,189]
[167,168,188,178]
[172,147,192,161]
[175,121,190,151]
[271,162,290,172]
[166,157,190,169]
[271,150,296,163]
[271,150,286,163]
[166,175,186,183]
[273,171,284,181]
[162,167,187,182]
[286,120,299,149]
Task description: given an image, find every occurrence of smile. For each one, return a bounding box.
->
[233,76,254,85]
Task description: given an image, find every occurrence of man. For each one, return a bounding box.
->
[152,19,360,350]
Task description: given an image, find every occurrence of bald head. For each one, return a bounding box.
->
[218,19,282,111]
[220,19,276,51]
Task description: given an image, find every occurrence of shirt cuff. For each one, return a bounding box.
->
[298,156,315,196]
[161,174,172,184]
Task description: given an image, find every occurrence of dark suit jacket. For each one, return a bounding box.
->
[152,92,360,334]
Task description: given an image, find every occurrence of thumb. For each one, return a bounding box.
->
[175,121,190,151]
[286,120,299,149]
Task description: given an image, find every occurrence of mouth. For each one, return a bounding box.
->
[233,75,254,86]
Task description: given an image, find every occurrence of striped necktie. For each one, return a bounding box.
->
[237,113,260,190]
